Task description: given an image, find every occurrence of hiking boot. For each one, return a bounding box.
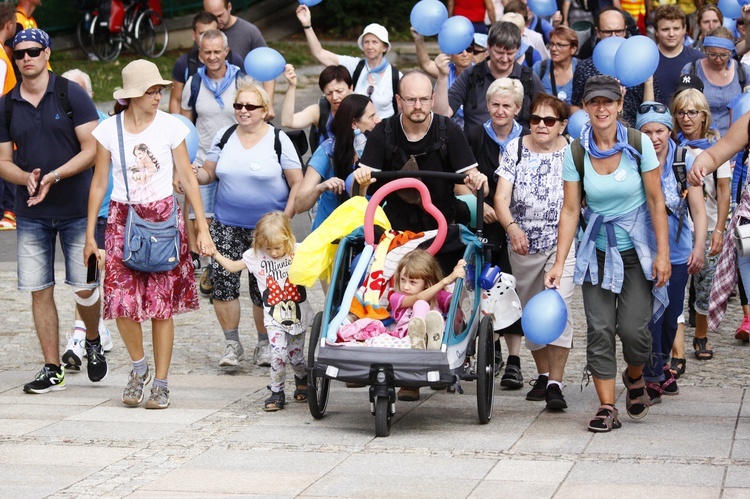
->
[254,342,271,367]
[219,340,245,366]
[736,316,750,342]
[62,332,85,371]
[23,365,66,394]
[122,368,153,406]
[85,339,108,382]
[145,385,170,409]
[526,374,549,401]
[500,364,523,389]
[545,384,568,410]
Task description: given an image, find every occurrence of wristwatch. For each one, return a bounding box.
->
[52,169,61,183]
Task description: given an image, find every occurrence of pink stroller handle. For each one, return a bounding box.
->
[364,177,447,255]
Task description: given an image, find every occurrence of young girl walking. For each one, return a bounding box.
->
[213,212,312,411]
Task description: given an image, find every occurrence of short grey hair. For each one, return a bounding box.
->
[487,21,522,51]
[486,77,524,108]
[61,69,93,98]
[199,28,228,49]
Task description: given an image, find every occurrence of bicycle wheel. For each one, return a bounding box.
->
[90,14,121,61]
[134,9,168,58]
[75,15,93,57]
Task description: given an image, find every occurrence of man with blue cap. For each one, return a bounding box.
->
[0,28,107,394]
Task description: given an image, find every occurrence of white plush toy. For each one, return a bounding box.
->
[479,272,523,330]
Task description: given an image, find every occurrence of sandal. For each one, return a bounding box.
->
[669,357,686,379]
[660,364,679,396]
[264,390,285,412]
[621,370,649,420]
[587,404,622,433]
[693,336,714,361]
[294,375,308,403]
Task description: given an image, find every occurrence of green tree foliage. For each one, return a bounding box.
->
[312,0,422,39]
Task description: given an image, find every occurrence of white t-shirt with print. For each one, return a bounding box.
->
[92,111,189,204]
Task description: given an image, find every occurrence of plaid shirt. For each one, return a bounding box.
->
[708,187,750,331]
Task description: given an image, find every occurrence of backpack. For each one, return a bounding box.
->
[467,61,534,126]
[215,124,307,167]
[308,96,331,154]
[570,127,643,196]
[352,59,400,117]
[671,146,689,243]
[688,60,747,90]
[523,46,534,68]
[5,75,72,133]
[539,59,559,96]
[186,71,246,123]
[383,114,449,169]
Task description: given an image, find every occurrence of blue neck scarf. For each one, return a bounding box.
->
[580,121,642,165]
[197,62,240,109]
[483,119,522,155]
[676,130,714,150]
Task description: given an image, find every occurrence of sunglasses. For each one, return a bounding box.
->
[233,103,263,111]
[472,48,487,55]
[738,19,746,26]
[529,114,562,127]
[638,103,668,114]
[13,47,43,60]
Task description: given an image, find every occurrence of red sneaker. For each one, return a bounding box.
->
[735,316,750,343]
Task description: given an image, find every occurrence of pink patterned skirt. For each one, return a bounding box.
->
[104,197,199,322]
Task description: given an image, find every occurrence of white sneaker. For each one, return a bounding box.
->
[99,326,114,352]
[254,342,272,366]
[219,340,245,366]
[62,333,85,371]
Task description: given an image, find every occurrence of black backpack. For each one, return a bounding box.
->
[5,75,73,133]
[351,59,400,117]
[383,114,449,168]
[308,96,331,154]
[215,124,307,167]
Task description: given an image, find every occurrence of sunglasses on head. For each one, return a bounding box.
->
[529,114,562,127]
[233,103,263,111]
[13,47,43,60]
[638,103,668,114]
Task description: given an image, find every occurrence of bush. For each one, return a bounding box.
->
[313,0,427,39]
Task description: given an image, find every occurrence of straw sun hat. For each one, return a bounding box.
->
[112,59,172,100]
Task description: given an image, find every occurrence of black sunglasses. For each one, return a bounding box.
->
[233,103,263,111]
[638,103,668,114]
[13,47,43,60]
[529,114,562,127]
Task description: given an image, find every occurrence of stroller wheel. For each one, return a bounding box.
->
[476,316,495,424]
[307,312,330,419]
[374,395,392,437]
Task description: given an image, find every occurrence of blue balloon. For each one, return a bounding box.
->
[614,36,659,87]
[719,0,742,19]
[724,17,737,30]
[592,36,625,77]
[244,47,286,82]
[171,113,199,163]
[566,109,589,139]
[411,0,449,36]
[528,0,557,17]
[438,16,475,55]
[299,0,322,5]
[731,93,750,123]
[521,289,568,345]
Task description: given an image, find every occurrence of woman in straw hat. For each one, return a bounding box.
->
[84,60,215,410]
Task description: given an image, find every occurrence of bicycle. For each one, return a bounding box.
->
[78,0,168,61]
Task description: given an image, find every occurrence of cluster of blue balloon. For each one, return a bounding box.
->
[527,0,557,17]
[592,35,659,87]
[521,289,568,345]
[411,0,475,54]
[172,114,199,163]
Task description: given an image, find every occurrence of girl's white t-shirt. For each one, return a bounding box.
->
[92,111,189,204]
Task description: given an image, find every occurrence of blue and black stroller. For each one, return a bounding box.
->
[306,172,503,437]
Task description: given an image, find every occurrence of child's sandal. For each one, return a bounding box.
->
[264,390,285,412]
[587,404,622,433]
[294,375,308,403]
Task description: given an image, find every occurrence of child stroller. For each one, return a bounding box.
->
[306,171,503,437]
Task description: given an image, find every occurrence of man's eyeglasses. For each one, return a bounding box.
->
[705,51,731,60]
[638,103,668,114]
[144,87,166,98]
[548,42,572,49]
[597,28,627,37]
[529,114,563,127]
[13,47,43,60]
[233,103,263,111]
[675,109,702,119]
[400,96,431,106]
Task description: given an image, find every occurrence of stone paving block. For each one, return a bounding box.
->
[68,406,216,424]
[555,484,720,498]
[485,459,573,482]
[184,448,348,473]
[0,400,92,420]
[30,420,185,441]
[0,464,96,497]
[730,439,750,459]
[0,442,137,466]
[228,424,374,447]
[333,453,495,479]
[140,468,318,496]
[300,473,479,498]
[565,461,725,487]
[723,488,750,498]
[511,433,592,455]
[365,428,518,452]
[0,418,52,436]
[469,480,558,498]
[725,465,750,488]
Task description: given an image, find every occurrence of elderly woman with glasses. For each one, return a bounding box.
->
[671,83,731,363]
[532,26,578,107]
[193,81,303,371]
[635,101,706,404]
[681,26,750,135]
[545,75,671,432]
[494,93,575,411]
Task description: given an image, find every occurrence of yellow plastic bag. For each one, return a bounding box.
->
[289,197,391,287]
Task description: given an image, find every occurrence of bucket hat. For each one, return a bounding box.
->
[357,23,390,53]
[113,60,172,100]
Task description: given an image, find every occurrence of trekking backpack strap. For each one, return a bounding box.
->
[187,47,200,81]
[688,61,697,77]
[571,137,585,195]
[383,116,397,166]
[436,114,448,164]
[467,62,485,110]
[515,130,530,166]
[352,59,366,88]
[518,65,534,124]
[274,127,282,164]
[391,65,400,116]
[467,123,485,157]
[524,46,534,68]
[187,75,201,123]
[3,81,18,135]
[216,124,239,151]
[54,76,73,121]
[671,146,689,243]
[626,127,643,170]
[318,96,330,135]
[740,62,747,90]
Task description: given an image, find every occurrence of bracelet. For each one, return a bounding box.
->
[302,25,312,29]
[505,220,517,230]
[52,169,61,183]
[716,229,725,234]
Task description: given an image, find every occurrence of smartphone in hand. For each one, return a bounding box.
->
[86,253,99,284]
